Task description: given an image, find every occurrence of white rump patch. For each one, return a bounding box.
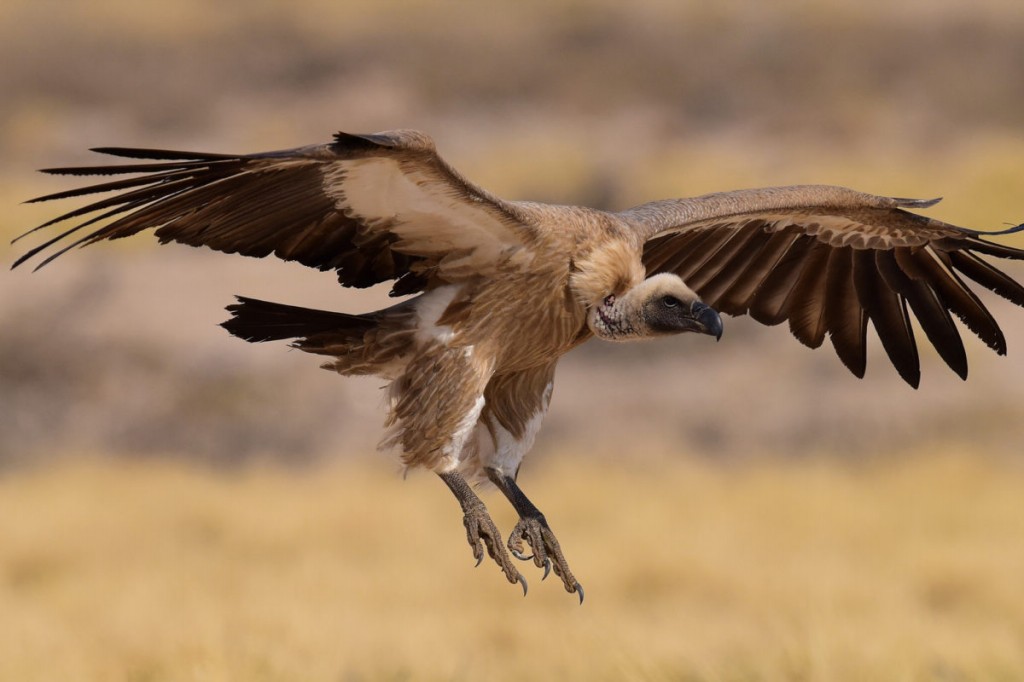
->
[414,285,461,344]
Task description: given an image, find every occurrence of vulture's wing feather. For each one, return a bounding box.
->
[628,185,1024,386]
[14,130,538,296]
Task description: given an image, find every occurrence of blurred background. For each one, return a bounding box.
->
[1,1,1022,680]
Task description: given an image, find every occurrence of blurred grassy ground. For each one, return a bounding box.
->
[2,452,1022,681]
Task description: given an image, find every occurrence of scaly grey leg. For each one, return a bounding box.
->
[438,470,527,595]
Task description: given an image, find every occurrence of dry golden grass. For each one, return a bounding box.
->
[2,451,1022,681]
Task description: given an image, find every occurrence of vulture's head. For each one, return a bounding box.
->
[586,273,723,342]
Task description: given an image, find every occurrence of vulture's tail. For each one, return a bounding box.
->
[221,296,375,344]
[221,296,414,376]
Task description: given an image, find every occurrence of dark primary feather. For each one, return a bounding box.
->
[879,249,967,380]
[948,250,1024,307]
[853,249,921,387]
[784,240,833,349]
[822,249,868,378]
[87,146,238,161]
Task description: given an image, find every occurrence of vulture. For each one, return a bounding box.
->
[13,129,1024,602]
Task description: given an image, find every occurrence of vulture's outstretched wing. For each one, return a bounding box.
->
[13,130,538,296]
[627,185,1024,387]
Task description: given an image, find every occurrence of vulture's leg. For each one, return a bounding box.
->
[438,471,527,595]
[485,468,584,603]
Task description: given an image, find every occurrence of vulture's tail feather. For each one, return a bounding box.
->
[221,296,374,344]
[223,295,416,376]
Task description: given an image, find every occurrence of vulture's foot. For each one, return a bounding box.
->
[439,470,527,595]
[507,513,583,602]
[486,467,584,604]
[460,502,527,593]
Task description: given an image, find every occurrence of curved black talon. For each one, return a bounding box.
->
[541,558,551,581]
[517,574,529,596]
[474,555,483,568]
[511,548,534,562]
[573,582,584,605]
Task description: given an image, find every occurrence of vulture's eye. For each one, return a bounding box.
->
[661,295,681,308]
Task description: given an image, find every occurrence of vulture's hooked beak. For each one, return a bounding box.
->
[691,301,724,341]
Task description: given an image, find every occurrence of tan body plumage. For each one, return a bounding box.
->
[15,129,1024,600]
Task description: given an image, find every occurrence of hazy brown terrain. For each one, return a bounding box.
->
[3,0,1024,466]
[2,1,1023,679]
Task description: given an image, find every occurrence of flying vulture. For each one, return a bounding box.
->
[14,129,1024,602]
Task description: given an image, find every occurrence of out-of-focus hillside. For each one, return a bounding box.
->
[2,0,1023,465]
